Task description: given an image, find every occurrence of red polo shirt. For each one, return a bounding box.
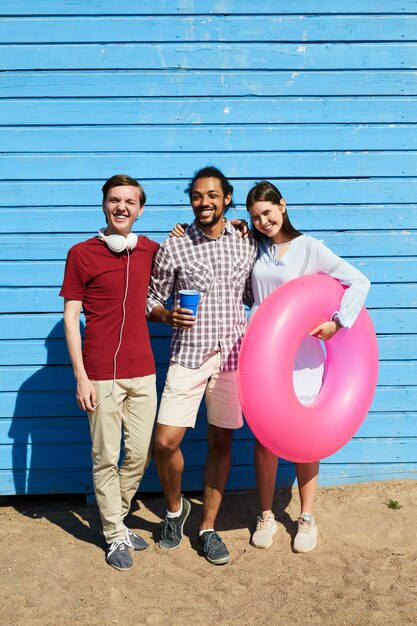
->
[60,235,158,380]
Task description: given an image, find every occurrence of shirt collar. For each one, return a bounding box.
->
[189,218,233,241]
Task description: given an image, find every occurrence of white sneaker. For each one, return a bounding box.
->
[251,512,278,549]
[293,513,318,553]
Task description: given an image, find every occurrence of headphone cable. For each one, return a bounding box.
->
[93,248,130,410]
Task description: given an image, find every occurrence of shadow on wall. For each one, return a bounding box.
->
[6,320,166,496]
[8,320,93,495]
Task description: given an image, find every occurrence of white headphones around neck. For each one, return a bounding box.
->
[98,228,138,253]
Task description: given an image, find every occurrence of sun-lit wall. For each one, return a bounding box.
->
[1,1,416,495]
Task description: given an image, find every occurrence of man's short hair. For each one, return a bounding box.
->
[185,166,234,209]
[102,174,146,205]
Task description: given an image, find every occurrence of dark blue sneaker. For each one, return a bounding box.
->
[124,527,149,551]
[106,540,133,570]
[198,531,230,565]
[159,496,191,550]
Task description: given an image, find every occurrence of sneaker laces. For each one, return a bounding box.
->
[297,515,314,535]
[256,513,275,531]
[160,518,176,541]
[202,531,224,555]
[107,539,129,557]
[124,527,136,549]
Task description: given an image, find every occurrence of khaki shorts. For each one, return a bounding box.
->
[157,352,243,429]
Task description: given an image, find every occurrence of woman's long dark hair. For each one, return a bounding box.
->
[246,180,302,242]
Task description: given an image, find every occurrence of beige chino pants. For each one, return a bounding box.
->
[87,375,157,544]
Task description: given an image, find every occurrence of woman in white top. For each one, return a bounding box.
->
[247,181,370,553]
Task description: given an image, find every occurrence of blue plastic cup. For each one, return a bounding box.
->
[179,289,200,316]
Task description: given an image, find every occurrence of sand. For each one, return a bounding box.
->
[0,480,416,626]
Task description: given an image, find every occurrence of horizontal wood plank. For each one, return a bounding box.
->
[3,43,417,71]
[3,124,417,152]
[0,468,94,495]
[3,97,417,125]
[1,16,416,43]
[1,70,416,97]
[2,151,417,180]
[2,1,416,16]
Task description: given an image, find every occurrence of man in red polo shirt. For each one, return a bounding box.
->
[60,174,158,570]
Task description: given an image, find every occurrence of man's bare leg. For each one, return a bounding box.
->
[154,423,187,512]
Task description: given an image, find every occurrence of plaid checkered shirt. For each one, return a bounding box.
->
[146,219,257,370]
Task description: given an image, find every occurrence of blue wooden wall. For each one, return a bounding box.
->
[1,1,416,496]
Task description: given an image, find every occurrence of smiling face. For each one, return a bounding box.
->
[190,176,232,235]
[248,199,287,243]
[102,185,144,237]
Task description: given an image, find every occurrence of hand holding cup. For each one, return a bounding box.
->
[171,290,200,329]
[179,290,200,316]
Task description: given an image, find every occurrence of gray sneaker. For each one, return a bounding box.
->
[106,540,133,570]
[159,496,191,550]
[293,513,318,553]
[124,526,149,551]
[251,512,278,549]
[198,531,230,565]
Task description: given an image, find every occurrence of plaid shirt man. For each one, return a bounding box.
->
[146,219,257,370]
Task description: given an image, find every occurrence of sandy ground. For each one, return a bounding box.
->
[0,480,416,626]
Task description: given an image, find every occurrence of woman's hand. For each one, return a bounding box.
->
[169,223,188,237]
[309,320,341,340]
[230,218,250,238]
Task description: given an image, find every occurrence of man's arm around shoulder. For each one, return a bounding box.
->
[63,299,97,412]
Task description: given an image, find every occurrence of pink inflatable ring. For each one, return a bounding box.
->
[238,274,378,463]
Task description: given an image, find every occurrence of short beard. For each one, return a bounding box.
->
[195,210,223,228]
